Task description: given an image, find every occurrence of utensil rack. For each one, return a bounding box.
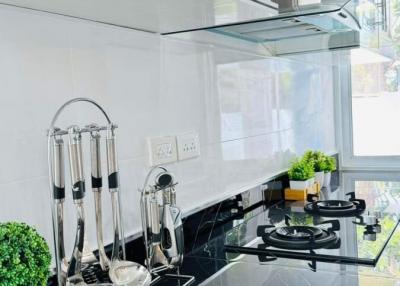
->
[140,166,195,286]
[47,98,125,286]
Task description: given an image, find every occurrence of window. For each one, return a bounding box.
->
[338,47,400,169]
[350,49,399,157]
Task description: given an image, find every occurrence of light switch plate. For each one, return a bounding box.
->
[147,136,178,166]
[176,132,200,161]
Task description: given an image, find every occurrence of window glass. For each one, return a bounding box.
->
[351,51,400,156]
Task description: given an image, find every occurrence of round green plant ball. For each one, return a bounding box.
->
[0,222,51,286]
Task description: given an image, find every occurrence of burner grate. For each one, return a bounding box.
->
[304,192,366,217]
[256,216,340,250]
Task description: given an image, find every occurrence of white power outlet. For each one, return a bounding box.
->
[147,136,178,166]
[176,132,200,160]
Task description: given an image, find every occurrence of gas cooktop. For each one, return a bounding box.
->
[179,173,400,285]
[223,189,399,269]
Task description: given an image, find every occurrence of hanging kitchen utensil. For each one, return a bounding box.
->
[154,171,184,267]
[89,126,111,271]
[150,196,169,268]
[161,185,184,267]
[52,135,68,285]
[106,125,152,286]
[66,126,87,286]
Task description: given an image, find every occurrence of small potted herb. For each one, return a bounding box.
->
[288,158,315,190]
[322,156,336,188]
[0,222,51,286]
[303,150,327,186]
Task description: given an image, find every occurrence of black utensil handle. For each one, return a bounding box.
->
[92,176,102,188]
[72,181,85,200]
[90,131,103,189]
[108,172,119,189]
[53,185,65,200]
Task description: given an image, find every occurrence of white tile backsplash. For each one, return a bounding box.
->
[0,5,336,266]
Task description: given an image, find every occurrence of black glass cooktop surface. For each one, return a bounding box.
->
[224,190,399,267]
[186,181,400,271]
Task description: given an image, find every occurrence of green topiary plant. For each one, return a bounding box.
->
[0,222,51,286]
[302,150,327,172]
[288,158,315,181]
[322,156,336,173]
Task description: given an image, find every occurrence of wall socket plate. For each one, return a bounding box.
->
[147,136,178,166]
[176,132,200,160]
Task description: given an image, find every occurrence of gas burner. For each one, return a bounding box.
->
[304,192,366,217]
[257,215,340,250]
[275,226,323,240]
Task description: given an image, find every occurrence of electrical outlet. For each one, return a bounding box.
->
[176,132,200,161]
[147,136,178,166]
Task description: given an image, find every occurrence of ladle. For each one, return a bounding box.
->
[106,125,152,286]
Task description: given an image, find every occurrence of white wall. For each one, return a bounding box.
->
[0,5,336,265]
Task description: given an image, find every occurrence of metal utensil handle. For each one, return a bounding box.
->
[150,198,161,240]
[53,138,65,201]
[106,127,119,190]
[106,125,126,260]
[67,126,86,277]
[90,131,102,188]
[90,131,110,270]
[68,126,85,202]
[52,137,67,284]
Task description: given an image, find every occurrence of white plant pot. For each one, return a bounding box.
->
[290,180,308,190]
[307,177,315,188]
[323,172,331,188]
[315,171,325,186]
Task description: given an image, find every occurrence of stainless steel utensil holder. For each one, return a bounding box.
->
[140,166,195,286]
[47,98,126,286]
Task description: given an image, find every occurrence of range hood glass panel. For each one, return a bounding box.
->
[209,0,360,45]
[212,12,358,43]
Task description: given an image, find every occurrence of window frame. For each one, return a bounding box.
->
[335,52,400,170]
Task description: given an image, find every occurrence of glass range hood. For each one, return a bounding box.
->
[162,0,364,55]
[209,0,361,54]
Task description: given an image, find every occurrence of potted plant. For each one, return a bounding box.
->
[0,222,51,286]
[322,156,336,188]
[288,158,315,190]
[303,150,327,186]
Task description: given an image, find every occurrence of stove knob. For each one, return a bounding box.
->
[363,215,377,226]
[363,232,377,241]
[374,224,382,233]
